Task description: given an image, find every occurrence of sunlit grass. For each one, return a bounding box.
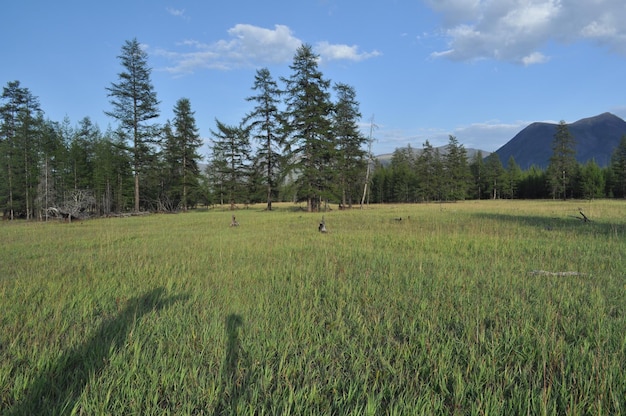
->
[1,200,625,414]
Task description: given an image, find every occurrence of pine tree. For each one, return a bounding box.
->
[244,68,285,211]
[282,44,334,212]
[546,120,577,199]
[106,38,160,212]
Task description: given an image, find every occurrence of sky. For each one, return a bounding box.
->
[3,0,626,159]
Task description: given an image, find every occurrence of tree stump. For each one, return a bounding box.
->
[318,216,327,233]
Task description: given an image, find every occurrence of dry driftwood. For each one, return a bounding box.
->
[530,270,587,277]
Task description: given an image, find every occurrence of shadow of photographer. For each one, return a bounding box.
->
[7,287,187,415]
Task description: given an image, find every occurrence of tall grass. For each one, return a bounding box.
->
[1,200,625,414]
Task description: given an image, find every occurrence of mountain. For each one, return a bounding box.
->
[494,112,626,169]
[376,146,490,166]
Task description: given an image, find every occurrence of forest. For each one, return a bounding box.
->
[2,38,626,220]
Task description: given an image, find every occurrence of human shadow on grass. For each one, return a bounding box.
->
[7,287,187,415]
[213,314,250,416]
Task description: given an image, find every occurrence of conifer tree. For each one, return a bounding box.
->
[416,140,443,202]
[0,80,43,219]
[503,155,522,199]
[168,98,202,211]
[484,153,506,199]
[443,135,470,200]
[282,44,334,212]
[244,68,285,211]
[546,120,577,199]
[106,38,160,212]
[209,119,250,209]
[333,83,367,208]
[610,135,626,198]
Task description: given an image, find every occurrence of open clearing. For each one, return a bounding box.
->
[1,200,625,414]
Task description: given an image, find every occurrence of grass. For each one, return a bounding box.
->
[1,200,625,415]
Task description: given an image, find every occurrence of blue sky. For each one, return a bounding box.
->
[3,0,626,158]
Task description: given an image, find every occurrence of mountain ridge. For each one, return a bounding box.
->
[493,112,626,169]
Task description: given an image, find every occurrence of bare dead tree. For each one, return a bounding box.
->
[47,189,96,222]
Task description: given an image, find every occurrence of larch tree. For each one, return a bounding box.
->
[610,135,626,198]
[106,38,160,212]
[483,152,506,199]
[416,140,443,202]
[209,119,251,209]
[169,98,202,211]
[282,44,335,212]
[333,83,367,208]
[503,155,522,199]
[443,135,470,201]
[547,120,577,200]
[244,68,285,211]
[469,151,485,199]
[0,80,43,220]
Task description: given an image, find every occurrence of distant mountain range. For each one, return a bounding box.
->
[375,112,626,169]
[375,147,490,167]
[493,112,626,169]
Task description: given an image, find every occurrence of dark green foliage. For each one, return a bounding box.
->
[92,129,133,213]
[244,68,286,210]
[160,98,203,211]
[105,38,160,212]
[609,135,626,198]
[390,146,417,202]
[210,119,251,209]
[442,135,470,200]
[547,121,577,199]
[484,153,506,199]
[415,141,443,202]
[578,159,605,199]
[502,156,522,199]
[282,44,335,212]
[0,80,43,219]
[333,83,367,208]
[469,151,486,199]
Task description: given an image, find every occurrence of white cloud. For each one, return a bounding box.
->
[155,24,379,75]
[373,120,534,155]
[316,42,381,62]
[521,51,549,66]
[426,0,626,64]
[166,7,186,18]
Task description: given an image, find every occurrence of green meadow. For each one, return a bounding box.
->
[1,200,625,415]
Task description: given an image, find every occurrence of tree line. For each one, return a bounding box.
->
[369,121,626,203]
[0,39,368,220]
[4,38,626,220]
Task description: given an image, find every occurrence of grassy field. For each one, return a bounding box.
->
[1,200,625,415]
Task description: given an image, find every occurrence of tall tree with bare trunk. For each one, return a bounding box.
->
[106,38,160,212]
